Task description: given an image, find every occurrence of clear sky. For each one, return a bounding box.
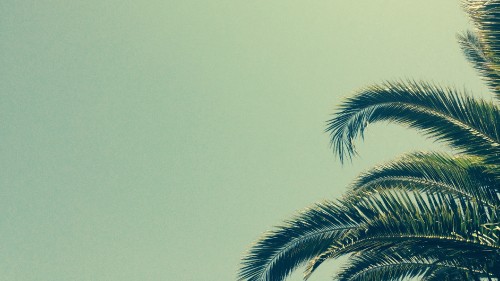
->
[0,1,491,280]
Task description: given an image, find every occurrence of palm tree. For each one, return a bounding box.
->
[239,1,500,280]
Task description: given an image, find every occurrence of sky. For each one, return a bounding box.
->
[0,1,492,280]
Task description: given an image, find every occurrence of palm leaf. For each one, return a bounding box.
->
[334,252,478,281]
[305,191,500,278]
[326,81,500,166]
[423,269,476,281]
[344,151,499,208]
[457,30,500,98]
[238,201,370,281]
[462,0,500,97]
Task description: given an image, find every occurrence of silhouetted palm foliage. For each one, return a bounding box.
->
[239,1,500,280]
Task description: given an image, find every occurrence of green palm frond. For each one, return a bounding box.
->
[305,191,500,278]
[345,152,499,208]
[238,201,370,281]
[423,270,476,281]
[457,30,500,98]
[326,81,500,165]
[241,189,499,281]
[334,252,478,281]
[338,259,443,281]
[462,0,500,84]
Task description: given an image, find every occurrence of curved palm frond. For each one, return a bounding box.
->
[334,252,479,281]
[462,0,500,92]
[457,30,500,98]
[305,191,500,278]
[326,81,500,165]
[344,152,499,208]
[238,201,371,281]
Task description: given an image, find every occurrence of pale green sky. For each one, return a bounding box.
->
[0,1,490,280]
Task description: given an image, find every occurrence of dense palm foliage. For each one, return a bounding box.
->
[239,1,500,281]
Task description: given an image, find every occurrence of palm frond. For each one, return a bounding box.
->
[238,201,370,281]
[345,151,499,208]
[423,269,477,281]
[462,1,500,99]
[305,191,500,278]
[335,252,477,281]
[326,81,500,166]
[457,30,500,99]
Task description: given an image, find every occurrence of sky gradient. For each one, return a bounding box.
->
[0,1,490,280]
